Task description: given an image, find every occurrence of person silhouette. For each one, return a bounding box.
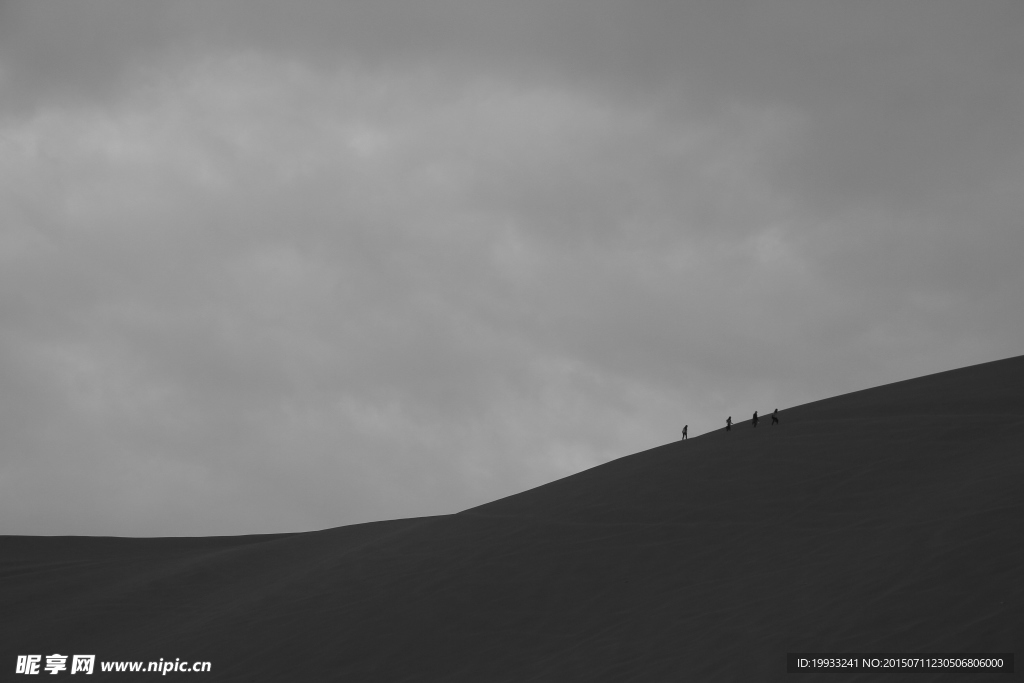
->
[726,416,732,431]
[752,411,759,427]
[681,425,688,440]
[771,408,779,426]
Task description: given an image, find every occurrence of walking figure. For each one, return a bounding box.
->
[771,408,779,426]
[681,425,688,440]
[726,416,732,431]
[752,411,759,428]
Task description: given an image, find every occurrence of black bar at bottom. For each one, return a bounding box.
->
[787,653,1013,673]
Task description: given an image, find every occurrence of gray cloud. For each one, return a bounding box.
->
[1,1,1021,535]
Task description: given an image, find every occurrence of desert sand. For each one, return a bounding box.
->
[3,355,1022,680]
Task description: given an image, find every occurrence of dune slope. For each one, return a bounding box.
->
[3,355,1022,681]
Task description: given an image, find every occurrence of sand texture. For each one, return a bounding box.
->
[3,356,1022,680]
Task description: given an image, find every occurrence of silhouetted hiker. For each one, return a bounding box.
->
[752,411,759,427]
[681,425,688,440]
[726,416,732,431]
[771,408,779,425]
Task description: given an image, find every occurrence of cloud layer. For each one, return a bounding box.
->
[1,1,1021,535]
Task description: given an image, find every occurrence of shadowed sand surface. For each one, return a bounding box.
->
[2,356,1022,681]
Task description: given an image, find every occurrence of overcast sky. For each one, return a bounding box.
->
[1,0,1021,536]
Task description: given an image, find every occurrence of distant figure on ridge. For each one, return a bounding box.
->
[771,408,779,425]
[752,411,759,427]
[681,425,688,440]
[726,416,732,431]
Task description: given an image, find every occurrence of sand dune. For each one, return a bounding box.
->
[3,356,1022,681]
